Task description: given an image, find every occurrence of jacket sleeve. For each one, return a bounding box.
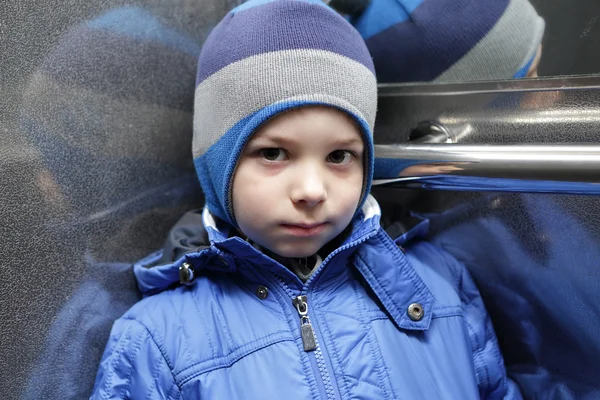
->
[90,317,181,399]
[458,263,523,400]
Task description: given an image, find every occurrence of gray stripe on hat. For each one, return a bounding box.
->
[434,0,545,83]
[193,49,377,158]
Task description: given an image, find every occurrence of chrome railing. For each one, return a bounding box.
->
[373,144,600,194]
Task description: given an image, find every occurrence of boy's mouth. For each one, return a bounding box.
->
[280,222,329,237]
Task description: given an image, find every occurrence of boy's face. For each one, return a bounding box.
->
[232,106,365,258]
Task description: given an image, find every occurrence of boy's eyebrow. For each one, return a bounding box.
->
[330,137,364,147]
[247,134,292,146]
[249,134,364,147]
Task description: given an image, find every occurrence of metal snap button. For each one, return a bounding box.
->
[407,302,424,321]
[179,262,195,285]
[256,286,269,300]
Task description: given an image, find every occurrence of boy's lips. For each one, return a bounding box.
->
[280,222,329,237]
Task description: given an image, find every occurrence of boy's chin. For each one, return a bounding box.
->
[266,242,324,259]
[271,247,320,259]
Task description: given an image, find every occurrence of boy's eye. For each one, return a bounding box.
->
[260,148,287,161]
[327,150,354,164]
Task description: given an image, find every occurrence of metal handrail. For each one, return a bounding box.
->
[373,144,600,194]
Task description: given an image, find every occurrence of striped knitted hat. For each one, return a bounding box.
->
[346,0,545,82]
[193,0,378,227]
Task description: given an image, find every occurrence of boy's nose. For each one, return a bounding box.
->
[290,167,327,208]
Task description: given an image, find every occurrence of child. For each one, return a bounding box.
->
[91,0,521,398]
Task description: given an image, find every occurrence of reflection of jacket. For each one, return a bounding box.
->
[428,194,598,399]
[23,256,140,400]
[91,197,521,399]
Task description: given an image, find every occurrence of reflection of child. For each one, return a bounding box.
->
[335,0,545,82]
[92,1,521,398]
[20,6,207,399]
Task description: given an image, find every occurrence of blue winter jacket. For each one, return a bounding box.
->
[91,196,521,399]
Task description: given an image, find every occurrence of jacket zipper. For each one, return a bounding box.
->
[292,295,317,351]
[292,295,338,399]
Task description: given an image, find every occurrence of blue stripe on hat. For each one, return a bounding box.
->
[87,7,201,56]
[513,52,536,78]
[362,0,510,82]
[194,100,374,226]
[350,0,423,40]
[196,0,374,84]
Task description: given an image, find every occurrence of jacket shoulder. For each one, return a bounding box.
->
[91,317,181,399]
[403,239,467,309]
[122,277,224,371]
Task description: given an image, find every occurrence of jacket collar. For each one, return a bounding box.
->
[353,228,434,331]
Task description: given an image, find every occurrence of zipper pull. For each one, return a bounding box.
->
[292,295,317,352]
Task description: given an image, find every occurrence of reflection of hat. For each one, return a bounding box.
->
[346,0,545,82]
[22,7,201,215]
[193,0,378,226]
